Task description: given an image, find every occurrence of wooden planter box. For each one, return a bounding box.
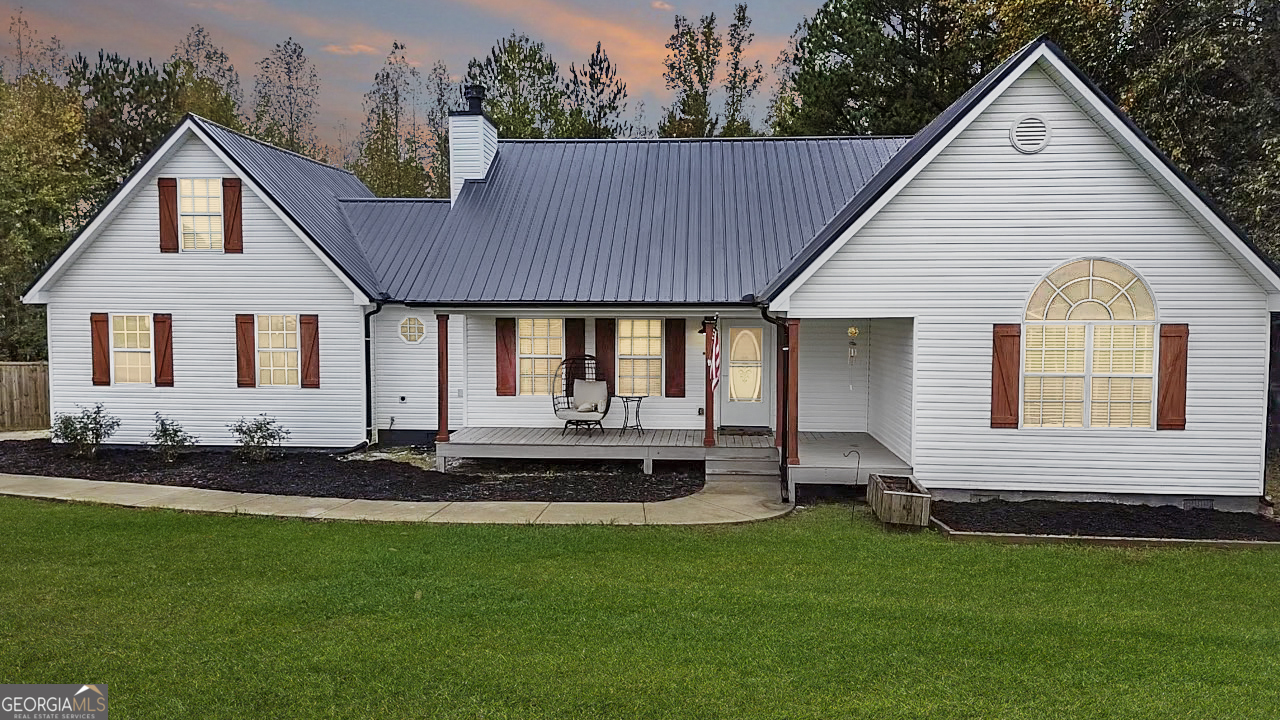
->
[868,474,931,527]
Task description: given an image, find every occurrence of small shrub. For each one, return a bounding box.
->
[51,403,121,458]
[150,413,198,462]
[228,414,290,461]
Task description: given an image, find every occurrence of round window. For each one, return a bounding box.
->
[400,317,425,343]
[1010,114,1051,154]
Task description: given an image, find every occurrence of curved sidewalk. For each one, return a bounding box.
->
[0,473,792,525]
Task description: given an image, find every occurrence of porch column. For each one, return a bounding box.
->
[785,318,800,465]
[776,328,785,449]
[703,318,716,447]
[436,314,450,444]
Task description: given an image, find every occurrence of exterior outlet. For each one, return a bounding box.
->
[448,85,498,203]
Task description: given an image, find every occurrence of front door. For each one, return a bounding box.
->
[719,323,772,428]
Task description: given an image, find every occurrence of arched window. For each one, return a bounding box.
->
[1023,259,1156,428]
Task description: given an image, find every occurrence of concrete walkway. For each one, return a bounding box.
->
[0,473,791,525]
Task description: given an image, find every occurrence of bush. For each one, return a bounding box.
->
[227,414,290,461]
[149,413,198,462]
[51,403,121,458]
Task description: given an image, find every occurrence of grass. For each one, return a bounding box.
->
[1,498,1279,719]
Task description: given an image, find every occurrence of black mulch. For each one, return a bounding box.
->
[0,440,704,503]
[932,499,1280,541]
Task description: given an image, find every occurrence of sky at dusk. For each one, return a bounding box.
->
[8,0,817,144]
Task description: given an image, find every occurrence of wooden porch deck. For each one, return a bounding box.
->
[436,427,778,471]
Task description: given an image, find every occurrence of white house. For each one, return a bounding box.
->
[24,39,1280,508]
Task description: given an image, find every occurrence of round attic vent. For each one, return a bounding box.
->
[1010,114,1050,154]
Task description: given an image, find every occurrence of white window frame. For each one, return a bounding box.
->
[178,177,224,252]
[517,318,564,396]
[108,313,155,386]
[1020,258,1159,431]
[616,318,664,398]
[255,313,300,389]
[399,316,426,345]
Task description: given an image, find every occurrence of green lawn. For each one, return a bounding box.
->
[1,497,1279,719]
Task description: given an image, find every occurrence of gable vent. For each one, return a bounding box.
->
[1010,114,1050,154]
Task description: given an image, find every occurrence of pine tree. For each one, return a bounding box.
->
[563,42,631,138]
[465,34,565,139]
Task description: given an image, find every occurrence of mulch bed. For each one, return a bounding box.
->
[932,499,1280,541]
[0,440,703,503]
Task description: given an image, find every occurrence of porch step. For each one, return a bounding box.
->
[705,473,781,485]
[704,447,779,462]
[706,459,780,476]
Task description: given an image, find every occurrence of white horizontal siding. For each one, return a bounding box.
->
[868,317,913,463]
[448,115,497,200]
[797,318,869,432]
[372,307,464,432]
[465,314,708,430]
[787,66,1268,496]
[44,136,366,447]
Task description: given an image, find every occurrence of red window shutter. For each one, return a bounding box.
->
[495,318,517,396]
[991,324,1021,428]
[223,177,243,253]
[564,318,587,390]
[594,318,616,395]
[235,314,256,387]
[565,318,586,358]
[153,313,174,387]
[1158,324,1189,430]
[300,314,320,388]
[90,313,110,385]
[158,178,178,253]
[665,318,686,397]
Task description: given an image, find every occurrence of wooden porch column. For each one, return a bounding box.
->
[785,318,800,465]
[703,318,716,448]
[776,327,785,449]
[436,314,450,444]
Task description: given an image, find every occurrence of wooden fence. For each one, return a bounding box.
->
[0,362,50,431]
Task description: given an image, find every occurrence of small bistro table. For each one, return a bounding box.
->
[615,395,645,436]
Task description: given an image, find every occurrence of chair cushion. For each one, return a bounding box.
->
[573,380,608,411]
[576,400,598,412]
[556,409,605,421]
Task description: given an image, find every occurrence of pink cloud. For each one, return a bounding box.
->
[651,1,673,10]
[323,43,381,56]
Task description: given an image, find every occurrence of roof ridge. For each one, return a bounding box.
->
[337,196,451,203]
[499,135,914,144]
[188,114,359,176]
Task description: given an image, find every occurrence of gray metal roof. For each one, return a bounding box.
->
[191,117,382,297]
[338,198,453,296]
[387,136,908,304]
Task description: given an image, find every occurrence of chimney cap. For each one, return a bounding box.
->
[462,84,486,114]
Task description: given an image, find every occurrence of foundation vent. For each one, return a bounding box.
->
[1010,114,1050,154]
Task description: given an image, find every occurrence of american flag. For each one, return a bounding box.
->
[708,323,721,391]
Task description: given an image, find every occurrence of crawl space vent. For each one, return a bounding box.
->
[1010,114,1050,154]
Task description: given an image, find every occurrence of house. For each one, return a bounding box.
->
[24,38,1280,509]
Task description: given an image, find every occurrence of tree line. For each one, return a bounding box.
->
[2,1,1278,360]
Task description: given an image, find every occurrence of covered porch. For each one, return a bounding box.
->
[436,427,777,473]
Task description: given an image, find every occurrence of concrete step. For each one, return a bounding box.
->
[706,459,781,476]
